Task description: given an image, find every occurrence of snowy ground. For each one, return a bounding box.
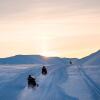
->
[0,63,100,100]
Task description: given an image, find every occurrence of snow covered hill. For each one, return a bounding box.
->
[0,50,99,65]
[79,50,100,65]
[0,55,71,65]
[0,55,46,64]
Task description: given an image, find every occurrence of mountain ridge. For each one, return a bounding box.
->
[0,50,99,65]
[79,50,100,65]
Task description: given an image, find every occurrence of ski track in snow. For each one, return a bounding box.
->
[19,64,78,100]
[77,65,100,99]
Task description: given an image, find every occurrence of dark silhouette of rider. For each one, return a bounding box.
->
[27,75,37,88]
[70,60,72,65]
[42,66,47,75]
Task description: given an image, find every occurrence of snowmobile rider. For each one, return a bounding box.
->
[70,60,72,65]
[42,66,47,75]
[27,75,37,88]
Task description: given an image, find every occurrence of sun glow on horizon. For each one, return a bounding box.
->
[40,51,60,57]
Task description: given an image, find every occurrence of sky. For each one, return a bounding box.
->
[0,0,100,58]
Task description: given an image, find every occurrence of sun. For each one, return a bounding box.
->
[40,51,58,57]
[40,51,52,57]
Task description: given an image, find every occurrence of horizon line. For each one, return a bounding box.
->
[0,49,99,59]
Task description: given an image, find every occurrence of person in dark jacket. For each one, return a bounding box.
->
[27,75,37,88]
[70,60,72,65]
[42,66,47,75]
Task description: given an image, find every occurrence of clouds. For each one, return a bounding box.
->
[0,0,100,17]
[0,0,33,16]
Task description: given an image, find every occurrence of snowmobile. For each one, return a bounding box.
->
[70,60,72,65]
[42,66,47,75]
[27,75,38,88]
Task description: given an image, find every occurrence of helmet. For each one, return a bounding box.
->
[29,75,31,77]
